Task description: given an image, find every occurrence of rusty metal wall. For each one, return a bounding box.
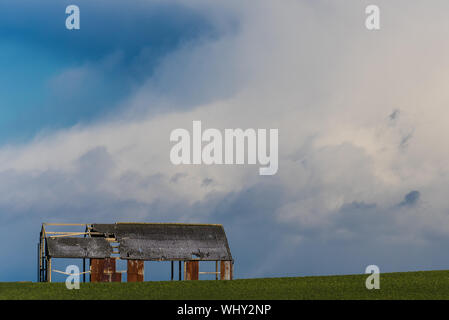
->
[127,259,144,282]
[220,261,233,280]
[90,258,122,282]
[185,261,199,280]
[90,258,103,282]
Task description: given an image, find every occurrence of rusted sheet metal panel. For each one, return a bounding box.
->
[103,257,116,274]
[90,258,103,283]
[127,260,144,282]
[47,237,112,259]
[112,273,122,282]
[185,261,199,280]
[220,261,233,280]
[90,258,121,282]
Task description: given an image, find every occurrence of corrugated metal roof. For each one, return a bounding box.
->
[91,223,232,261]
[119,237,231,261]
[45,223,233,261]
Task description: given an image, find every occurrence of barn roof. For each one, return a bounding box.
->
[46,237,113,259]
[45,223,233,261]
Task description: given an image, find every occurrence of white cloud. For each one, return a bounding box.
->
[3,0,449,278]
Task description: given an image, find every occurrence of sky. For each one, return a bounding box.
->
[1,0,449,281]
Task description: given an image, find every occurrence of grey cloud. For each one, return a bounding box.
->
[3,0,449,281]
[389,109,400,121]
[170,172,188,183]
[201,178,213,187]
[399,132,414,150]
[400,190,421,207]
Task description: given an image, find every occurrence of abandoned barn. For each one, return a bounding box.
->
[38,222,233,282]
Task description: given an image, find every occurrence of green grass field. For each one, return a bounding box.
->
[1,270,449,300]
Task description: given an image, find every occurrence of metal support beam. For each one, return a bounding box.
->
[83,259,86,283]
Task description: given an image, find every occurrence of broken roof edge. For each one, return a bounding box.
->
[42,222,225,227]
[114,222,224,227]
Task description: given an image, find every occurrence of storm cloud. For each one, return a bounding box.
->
[1,0,449,281]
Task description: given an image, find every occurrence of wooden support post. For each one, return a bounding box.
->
[220,261,233,280]
[185,261,199,280]
[47,258,52,282]
[127,260,144,282]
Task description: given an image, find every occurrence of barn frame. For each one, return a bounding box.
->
[38,222,233,282]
